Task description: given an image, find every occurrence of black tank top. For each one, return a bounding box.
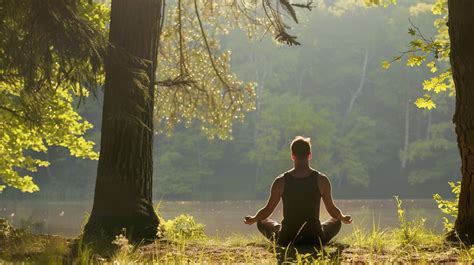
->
[278,170,323,246]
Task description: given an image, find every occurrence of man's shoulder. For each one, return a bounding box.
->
[312,169,328,178]
[313,169,330,186]
[271,174,286,193]
[273,171,290,185]
[274,173,286,182]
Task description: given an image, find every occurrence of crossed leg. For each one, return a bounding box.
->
[256,218,282,242]
[320,218,342,244]
[256,218,341,245]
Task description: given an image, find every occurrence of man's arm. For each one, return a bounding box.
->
[244,177,283,225]
[320,175,352,224]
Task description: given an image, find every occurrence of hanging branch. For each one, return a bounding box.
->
[194,0,233,90]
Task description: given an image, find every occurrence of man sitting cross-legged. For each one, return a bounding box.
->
[244,136,352,247]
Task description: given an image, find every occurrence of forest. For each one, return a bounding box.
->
[2,0,460,201]
[2,0,474,263]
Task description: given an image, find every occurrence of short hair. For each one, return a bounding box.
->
[290,136,311,160]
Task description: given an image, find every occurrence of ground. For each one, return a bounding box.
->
[1,218,473,264]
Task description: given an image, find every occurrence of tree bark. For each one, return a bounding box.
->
[449,0,474,243]
[84,0,162,243]
[346,49,369,116]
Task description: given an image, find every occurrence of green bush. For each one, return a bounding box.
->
[160,214,206,240]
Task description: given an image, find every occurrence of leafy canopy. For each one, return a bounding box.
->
[0,0,307,192]
[155,0,311,139]
[0,0,108,192]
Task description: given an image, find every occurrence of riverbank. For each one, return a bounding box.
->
[1,218,472,264]
[0,199,445,238]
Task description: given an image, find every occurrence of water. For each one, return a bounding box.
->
[0,199,447,238]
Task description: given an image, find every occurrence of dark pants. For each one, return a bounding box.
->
[257,218,342,246]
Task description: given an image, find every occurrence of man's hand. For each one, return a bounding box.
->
[341,215,352,224]
[244,215,257,225]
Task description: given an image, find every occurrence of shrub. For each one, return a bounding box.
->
[393,196,442,249]
[160,214,206,240]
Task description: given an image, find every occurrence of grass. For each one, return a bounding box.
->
[1,199,474,264]
[0,225,472,264]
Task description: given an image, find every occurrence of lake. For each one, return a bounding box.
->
[0,199,448,238]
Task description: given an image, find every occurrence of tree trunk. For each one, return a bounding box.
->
[426,110,432,140]
[346,49,369,116]
[449,0,474,243]
[84,0,162,243]
[401,99,410,169]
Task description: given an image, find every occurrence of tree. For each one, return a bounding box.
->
[0,1,107,192]
[83,0,163,243]
[380,0,474,241]
[1,0,305,242]
[447,0,474,242]
[83,0,305,242]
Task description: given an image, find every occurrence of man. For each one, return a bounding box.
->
[244,136,352,247]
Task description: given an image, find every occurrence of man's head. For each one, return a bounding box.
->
[290,136,312,161]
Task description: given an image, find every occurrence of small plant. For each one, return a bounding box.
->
[0,218,15,240]
[112,233,133,254]
[294,249,314,264]
[74,242,93,265]
[458,244,474,263]
[433,181,460,231]
[111,231,139,263]
[161,214,206,240]
[393,196,443,250]
[345,223,387,254]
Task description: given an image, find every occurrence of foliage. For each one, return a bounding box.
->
[363,0,398,8]
[111,233,140,263]
[433,181,460,231]
[405,121,458,184]
[155,0,312,139]
[247,93,336,190]
[160,214,206,241]
[331,116,379,188]
[3,0,460,199]
[393,196,443,249]
[346,223,388,254]
[0,1,108,192]
[156,0,256,139]
[2,0,305,192]
[2,213,474,264]
[154,128,223,197]
[382,0,452,109]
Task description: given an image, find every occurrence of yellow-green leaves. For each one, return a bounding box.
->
[433,181,460,231]
[381,0,451,110]
[415,95,436,110]
[407,55,425,67]
[426,61,438,73]
[155,0,258,140]
[0,0,106,192]
[363,0,397,8]
[421,70,453,94]
[0,81,99,192]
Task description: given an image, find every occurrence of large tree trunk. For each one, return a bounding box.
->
[84,0,162,243]
[449,0,474,243]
